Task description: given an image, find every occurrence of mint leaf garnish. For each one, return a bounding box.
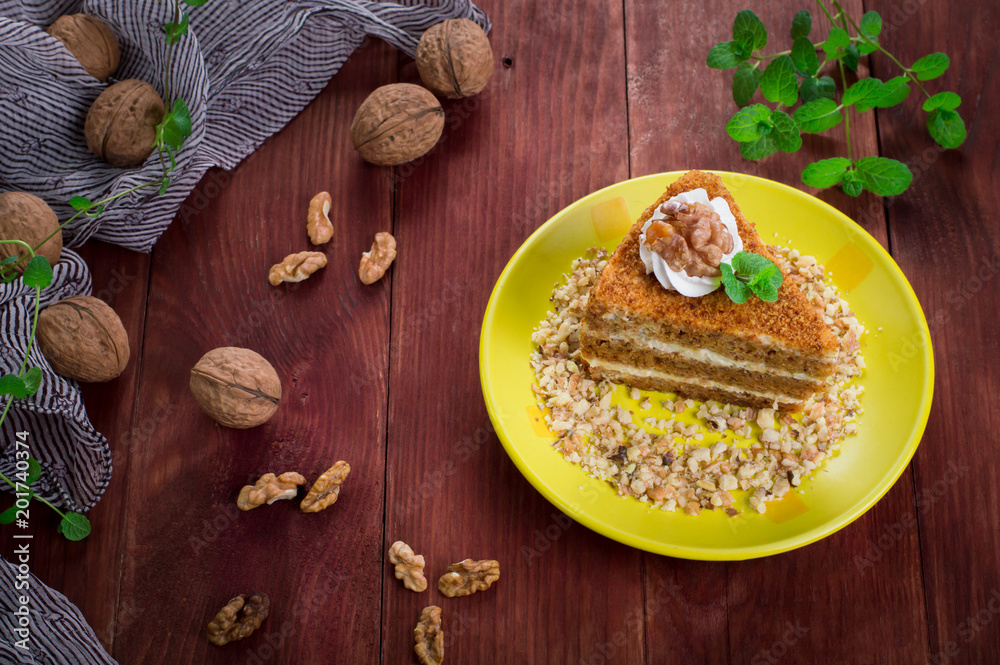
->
[721,252,785,304]
[802,158,853,188]
[720,262,751,304]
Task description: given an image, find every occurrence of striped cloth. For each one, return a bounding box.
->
[0,555,117,664]
[1,0,486,656]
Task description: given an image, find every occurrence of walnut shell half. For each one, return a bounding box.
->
[190,347,281,429]
[47,14,120,80]
[0,191,62,272]
[36,296,129,383]
[85,79,165,168]
[416,19,493,99]
[350,83,444,166]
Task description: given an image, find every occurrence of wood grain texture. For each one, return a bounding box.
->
[866,0,1000,661]
[380,1,642,663]
[110,44,397,664]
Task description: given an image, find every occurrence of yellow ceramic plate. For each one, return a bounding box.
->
[479,171,933,560]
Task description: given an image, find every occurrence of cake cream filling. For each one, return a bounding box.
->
[595,331,826,381]
[586,358,801,403]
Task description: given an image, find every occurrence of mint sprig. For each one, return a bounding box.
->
[707,4,965,198]
[719,251,784,304]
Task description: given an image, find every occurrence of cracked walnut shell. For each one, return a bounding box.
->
[643,200,735,278]
[206,593,269,646]
[350,84,444,166]
[47,14,120,80]
[389,541,428,592]
[269,250,327,286]
[359,232,396,285]
[36,296,129,383]
[417,19,493,99]
[437,558,500,598]
[238,472,307,511]
[190,347,281,429]
[300,461,351,513]
[84,79,165,168]
[0,191,63,272]
[413,606,444,665]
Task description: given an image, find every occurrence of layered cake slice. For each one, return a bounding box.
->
[580,170,838,410]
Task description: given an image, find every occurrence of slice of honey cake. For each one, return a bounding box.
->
[579,170,838,410]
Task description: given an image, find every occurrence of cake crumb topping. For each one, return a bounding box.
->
[530,246,865,516]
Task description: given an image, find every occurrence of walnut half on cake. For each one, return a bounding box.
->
[579,170,838,411]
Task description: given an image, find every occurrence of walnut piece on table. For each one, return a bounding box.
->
[300,461,351,513]
[358,231,397,285]
[268,250,327,286]
[437,558,500,598]
[206,593,269,646]
[388,540,428,592]
[413,605,444,665]
[237,472,306,511]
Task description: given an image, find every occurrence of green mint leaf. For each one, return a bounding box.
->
[854,156,914,196]
[822,28,849,60]
[726,104,772,142]
[1,256,17,267]
[731,251,774,276]
[0,505,18,525]
[0,374,28,399]
[923,91,962,112]
[841,170,863,197]
[26,458,41,485]
[802,158,853,188]
[860,11,883,37]
[739,134,778,160]
[58,512,92,541]
[857,37,879,56]
[759,55,797,106]
[748,263,783,302]
[910,53,949,80]
[790,37,819,76]
[732,62,762,105]
[183,0,208,5]
[843,77,884,112]
[733,10,768,51]
[926,108,966,149]
[874,76,911,107]
[769,109,801,152]
[790,10,811,40]
[164,12,190,45]
[793,98,843,133]
[156,98,193,152]
[69,196,91,211]
[20,367,42,396]
[800,75,836,102]
[707,41,744,69]
[842,44,860,72]
[21,256,53,288]
[720,262,751,304]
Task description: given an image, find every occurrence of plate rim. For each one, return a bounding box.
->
[479,170,934,560]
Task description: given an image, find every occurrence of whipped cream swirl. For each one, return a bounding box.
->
[638,188,743,297]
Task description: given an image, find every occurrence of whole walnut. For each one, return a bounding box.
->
[47,14,120,80]
[0,192,62,272]
[190,347,281,429]
[416,19,493,99]
[36,296,130,383]
[350,84,444,166]
[85,79,165,168]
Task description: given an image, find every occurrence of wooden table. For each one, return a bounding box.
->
[5,0,998,662]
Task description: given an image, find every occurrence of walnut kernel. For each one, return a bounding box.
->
[36,296,129,382]
[300,461,350,513]
[437,558,500,597]
[268,251,327,286]
[358,232,396,285]
[206,593,269,646]
[84,79,164,167]
[416,18,493,99]
[413,606,444,665]
[47,14,120,80]
[388,541,428,592]
[237,472,306,511]
[307,192,333,245]
[189,347,281,429]
[644,200,734,278]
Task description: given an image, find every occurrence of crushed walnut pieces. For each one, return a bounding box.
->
[643,200,734,277]
[437,558,500,598]
[389,540,428,592]
[530,247,865,515]
[237,472,306,511]
[300,461,351,513]
[206,593,270,646]
[413,606,444,665]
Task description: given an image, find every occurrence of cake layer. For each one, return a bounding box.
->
[579,332,824,402]
[586,358,804,410]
